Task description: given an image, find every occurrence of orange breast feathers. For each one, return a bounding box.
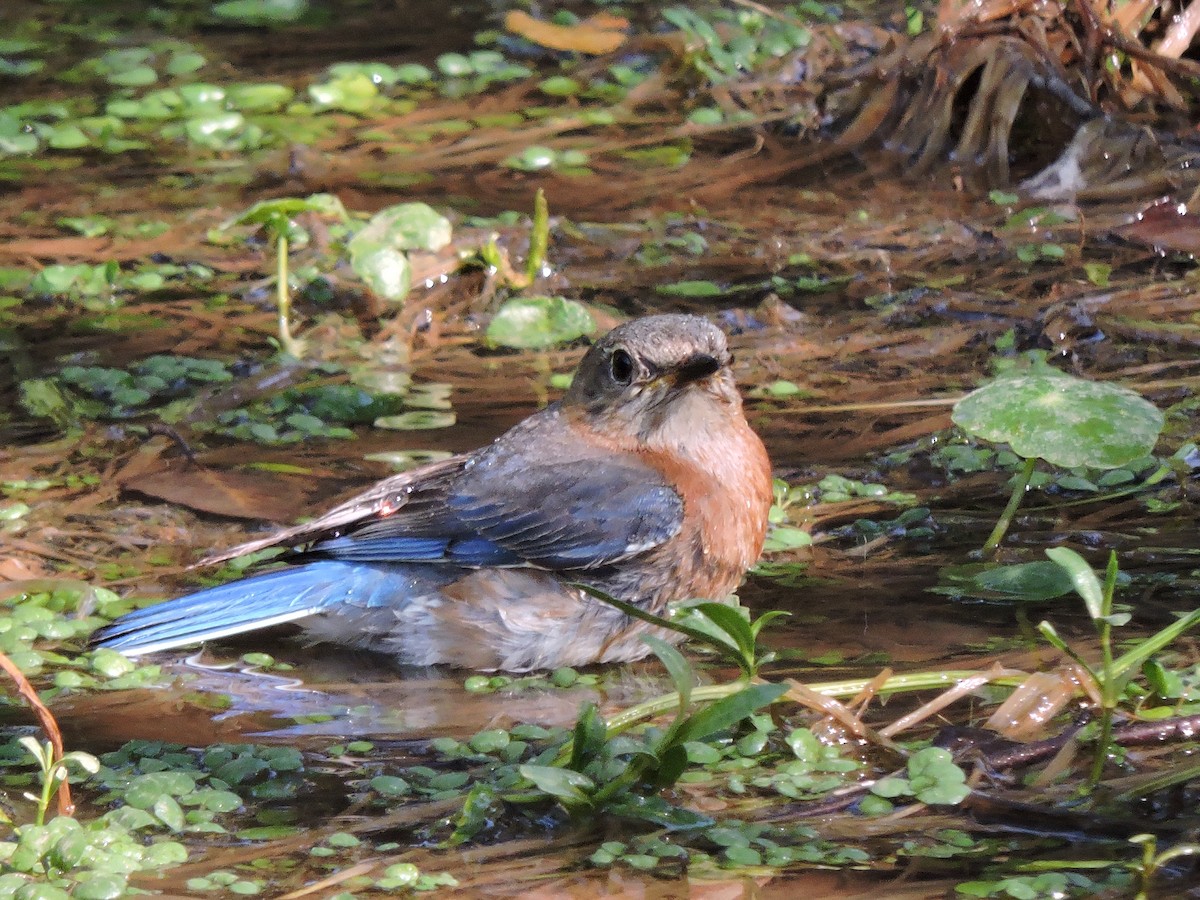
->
[643,418,773,596]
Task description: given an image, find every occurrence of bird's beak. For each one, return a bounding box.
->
[672,353,722,386]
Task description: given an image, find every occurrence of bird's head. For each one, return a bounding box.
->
[564,314,742,444]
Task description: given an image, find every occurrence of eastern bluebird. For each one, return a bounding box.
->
[92,314,773,672]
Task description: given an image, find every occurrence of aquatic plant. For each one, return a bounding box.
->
[952,359,1165,552]
[1038,549,1200,788]
[226,194,348,356]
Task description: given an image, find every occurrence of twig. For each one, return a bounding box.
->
[0,650,73,816]
[979,713,1200,770]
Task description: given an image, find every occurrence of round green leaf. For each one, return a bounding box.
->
[212,0,307,25]
[971,561,1075,601]
[951,372,1164,469]
[468,730,510,753]
[184,111,245,147]
[369,775,411,797]
[227,83,294,112]
[189,788,243,812]
[72,873,128,900]
[504,145,556,171]
[107,65,157,87]
[125,771,197,808]
[485,297,595,349]
[153,795,185,831]
[166,52,207,76]
[374,410,456,431]
[436,54,472,77]
[15,883,71,900]
[350,246,411,303]
[350,203,452,254]
[539,76,580,97]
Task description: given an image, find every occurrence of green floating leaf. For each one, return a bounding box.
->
[167,51,207,76]
[212,0,308,25]
[346,203,452,303]
[230,193,347,229]
[227,83,294,112]
[369,775,411,798]
[970,560,1075,602]
[308,72,379,113]
[328,62,399,86]
[351,246,411,303]
[184,111,245,148]
[907,747,970,805]
[124,771,197,808]
[503,145,556,171]
[353,202,452,253]
[539,76,580,97]
[654,279,723,297]
[763,526,812,552]
[108,65,157,87]
[485,296,595,349]
[1083,261,1112,286]
[73,873,128,900]
[437,53,473,77]
[951,370,1164,469]
[374,410,455,430]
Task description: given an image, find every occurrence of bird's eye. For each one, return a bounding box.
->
[610,348,635,385]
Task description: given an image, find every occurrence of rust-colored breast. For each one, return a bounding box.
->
[641,414,772,600]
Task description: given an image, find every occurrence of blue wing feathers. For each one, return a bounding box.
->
[315,535,452,561]
[312,535,519,566]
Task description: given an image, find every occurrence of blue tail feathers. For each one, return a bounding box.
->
[91,560,410,657]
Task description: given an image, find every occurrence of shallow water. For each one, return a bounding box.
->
[3,0,1200,896]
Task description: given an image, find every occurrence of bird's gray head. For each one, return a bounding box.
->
[564,314,740,437]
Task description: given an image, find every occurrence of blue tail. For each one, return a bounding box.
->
[91,560,402,657]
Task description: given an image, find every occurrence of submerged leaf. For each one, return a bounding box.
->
[968,561,1075,602]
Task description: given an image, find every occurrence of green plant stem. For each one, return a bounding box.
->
[983,456,1037,553]
[36,769,54,826]
[275,233,298,356]
[1090,700,1114,789]
[526,188,548,283]
[1088,554,1119,789]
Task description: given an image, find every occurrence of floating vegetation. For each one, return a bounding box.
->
[3,0,1200,896]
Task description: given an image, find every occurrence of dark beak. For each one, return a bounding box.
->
[673,353,722,386]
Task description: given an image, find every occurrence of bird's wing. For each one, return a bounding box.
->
[449,457,683,569]
[444,417,685,570]
[198,412,684,573]
[196,455,470,566]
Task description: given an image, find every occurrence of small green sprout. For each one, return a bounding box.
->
[227,193,349,356]
[16,737,100,827]
[1038,549,1200,788]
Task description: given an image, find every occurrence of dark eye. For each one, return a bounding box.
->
[610,348,635,385]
